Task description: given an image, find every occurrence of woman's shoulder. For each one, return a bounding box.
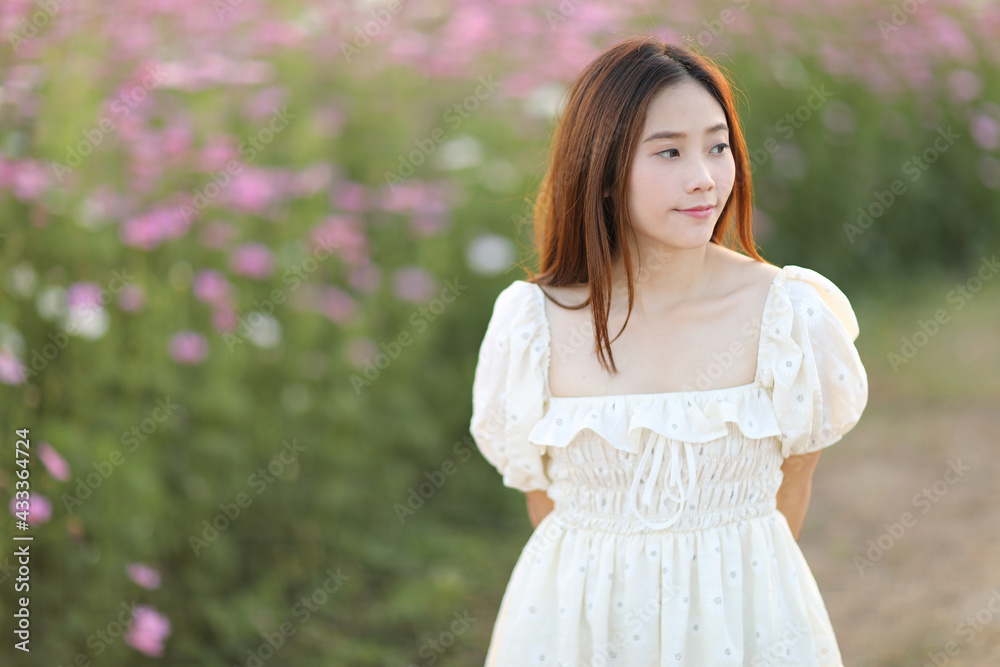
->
[706,245,782,308]
[523,279,590,307]
[708,247,859,341]
[492,278,541,309]
[484,278,549,333]
[711,245,851,307]
[761,262,860,342]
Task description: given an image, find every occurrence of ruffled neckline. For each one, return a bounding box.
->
[520,268,798,454]
[527,267,785,401]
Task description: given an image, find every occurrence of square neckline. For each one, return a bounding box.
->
[526,269,784,401]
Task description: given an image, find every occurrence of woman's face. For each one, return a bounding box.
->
[624,79,736,253]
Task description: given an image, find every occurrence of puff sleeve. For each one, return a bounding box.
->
[764,266,869,459]
[469,281,552,493]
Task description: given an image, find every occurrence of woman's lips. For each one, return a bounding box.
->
[675,205,715,219]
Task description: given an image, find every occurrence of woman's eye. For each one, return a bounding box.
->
[711,143,730,154]
[657,148,680,158]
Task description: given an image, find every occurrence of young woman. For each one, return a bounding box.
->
[470,35,868,665]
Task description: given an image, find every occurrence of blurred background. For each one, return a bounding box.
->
[0,0,998,665]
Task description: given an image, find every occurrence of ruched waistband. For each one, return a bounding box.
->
[546,502,779,535]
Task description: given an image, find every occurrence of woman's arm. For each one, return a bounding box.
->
[776,450,822,541]
[525,490,555,529]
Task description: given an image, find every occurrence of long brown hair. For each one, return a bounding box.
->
[524,35,765,375]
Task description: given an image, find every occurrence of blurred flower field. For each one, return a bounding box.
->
[0,0,998,664]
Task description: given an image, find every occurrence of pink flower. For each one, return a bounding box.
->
[320,287,357,324]
[348,262,381,294]
[125,605,171,657]
[9,493,51,525]
[126,563,161,590]
[192,270,230,304]
[972,113,999,151]
[161,124,192,161]
[118,285,146,312]
[387,33,428,65]
[440,5,493,56]
[198,135,238,172]
[925,13,974,62]
[392,266,435,302]
[346,338,378,368]
[0,349,27,385]
[378,181,429,213]
[410,213,450,237]
[309,215,367,265]
[67,282,103,309]
[331,181,369,212]
[947,69,982,102]
[229,243,274,280]
[168,331,208,364]
[979,155,1000,190]
[228,168,276,213]
[377,181,451,221]
[211,303,238,334]
[121,205,192,250]
[38,442,70,481]
[256,20,307,48]
[11,160,49,201]
[291,163,332,197]
[247,85,289,119]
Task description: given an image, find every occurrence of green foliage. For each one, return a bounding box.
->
[1,3,998,664]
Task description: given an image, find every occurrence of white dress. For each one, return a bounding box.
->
[469,265,869,666]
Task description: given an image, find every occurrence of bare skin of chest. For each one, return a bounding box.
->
[545,274,772,397]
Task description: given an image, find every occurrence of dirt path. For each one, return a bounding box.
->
[802,395,1000,666]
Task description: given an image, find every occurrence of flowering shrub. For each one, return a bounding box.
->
[0,0,997,664]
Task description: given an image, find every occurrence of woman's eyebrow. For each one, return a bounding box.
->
[642,123,729,143]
